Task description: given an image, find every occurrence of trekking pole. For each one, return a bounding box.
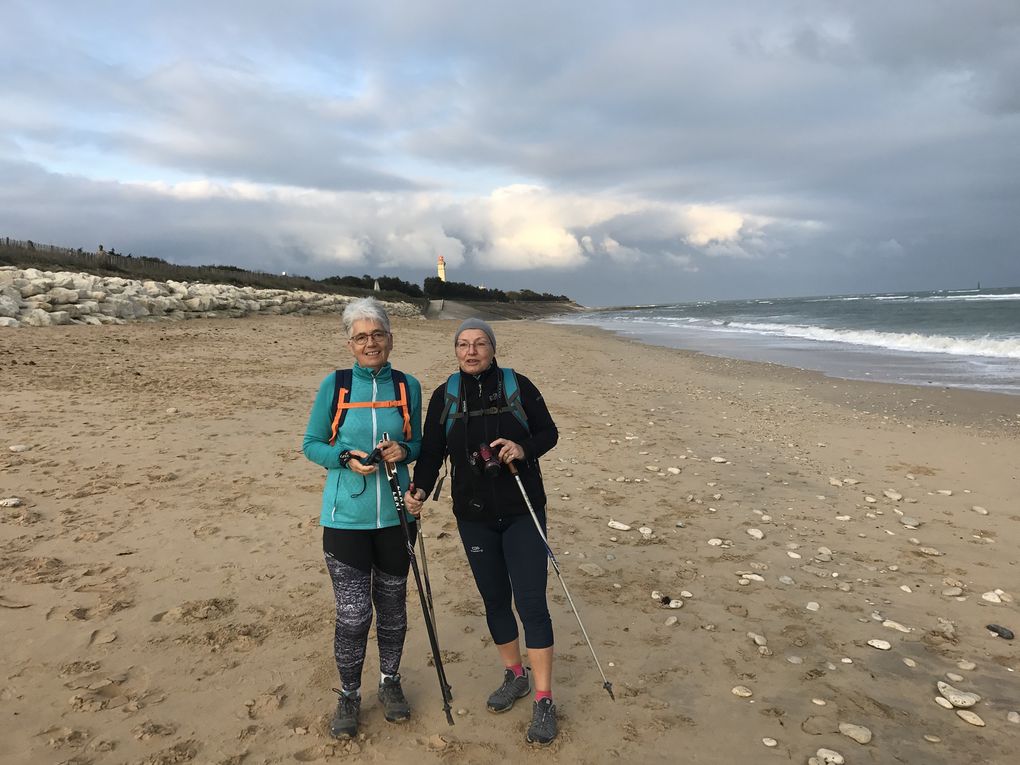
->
[381,450,455,724]
[507,461,615,701]
[410,483,437,623]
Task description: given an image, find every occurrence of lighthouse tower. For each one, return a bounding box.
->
[437,255,447,282]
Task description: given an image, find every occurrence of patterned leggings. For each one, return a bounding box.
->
[323,523,415,692]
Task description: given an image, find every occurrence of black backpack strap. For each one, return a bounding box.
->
[390,369,413,441]
[328,368,354,445]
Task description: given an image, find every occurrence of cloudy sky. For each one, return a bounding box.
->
[2,1,1018,305]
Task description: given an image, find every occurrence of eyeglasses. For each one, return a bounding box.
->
[456,340,491,352]
[350,330,389,346]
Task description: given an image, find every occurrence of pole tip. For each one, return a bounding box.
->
[604,681,615,701]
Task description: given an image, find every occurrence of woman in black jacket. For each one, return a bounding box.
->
[405,318,559,746]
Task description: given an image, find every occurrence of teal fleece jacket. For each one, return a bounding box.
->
[302,362,422,529]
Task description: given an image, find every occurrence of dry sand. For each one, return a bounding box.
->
[1,315,1018,765]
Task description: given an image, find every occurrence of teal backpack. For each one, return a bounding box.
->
[439,367,529,435]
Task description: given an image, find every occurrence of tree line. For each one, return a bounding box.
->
[0,237,572,303]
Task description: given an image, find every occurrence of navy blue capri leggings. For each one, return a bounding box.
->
[457,512,553,649]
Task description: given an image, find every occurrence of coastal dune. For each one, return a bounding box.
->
[1,315,1017,764]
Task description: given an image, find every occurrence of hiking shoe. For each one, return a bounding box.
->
[378,674,411,723]
[526,697,558,746]
[329,689,360,739]
[486,668,530,713]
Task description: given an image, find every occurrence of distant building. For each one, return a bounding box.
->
[437,255,447,282]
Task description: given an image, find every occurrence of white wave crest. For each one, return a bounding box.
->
[726,322,1020,359]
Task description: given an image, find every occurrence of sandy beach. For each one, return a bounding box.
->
[2,315,1018,765]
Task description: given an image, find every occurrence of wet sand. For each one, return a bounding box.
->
[1,315,1018,764]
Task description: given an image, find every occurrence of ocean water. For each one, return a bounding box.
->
[551,288,1020,395]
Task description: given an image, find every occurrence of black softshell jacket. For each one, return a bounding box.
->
[412,362,558,520]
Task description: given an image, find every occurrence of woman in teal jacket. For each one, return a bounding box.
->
[302,297,422,739]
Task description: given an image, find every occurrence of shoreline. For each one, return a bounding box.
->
[2,314,1017,764]
[557,322,1020,435]
[551,315,1020,399]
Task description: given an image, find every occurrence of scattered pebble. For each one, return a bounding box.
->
[882,620,911,633]
[608,520,631,531]
[936,681,980,709]
[957,660,976,671]
[0,497,24,508]
[923,734,942,743]
[814,748,845,765]
[986,624,1014,640]
[746,528,764,540]
[8,444,30,453]
[731,686,753,698]
[664,615,678,627]
[806,602,820,612]
[972,505,989,515]
[946,672,964,683]
[934,696,953,709]
[811,698,827,706]
[838,722,873,745]
[711,456,728,463]
[956,709,985,726]
[1007,711,1020,724]
[867,639,891,650]
[937,489,953,496]
[982,592,1002,604]
[762,737,778,747]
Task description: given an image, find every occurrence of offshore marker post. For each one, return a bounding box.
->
[507,461,615,701]
[381,436,454,725]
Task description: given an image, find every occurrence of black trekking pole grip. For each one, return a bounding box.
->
[383,459,455,723]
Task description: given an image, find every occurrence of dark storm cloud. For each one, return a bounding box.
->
[1,1,1018,304]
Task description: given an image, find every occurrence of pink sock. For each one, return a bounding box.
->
[508,663,525,678]
[535,690,552,702]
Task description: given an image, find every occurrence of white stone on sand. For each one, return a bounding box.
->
[936,681,980,709]
[955,709,984,726]
[838,722,873,745]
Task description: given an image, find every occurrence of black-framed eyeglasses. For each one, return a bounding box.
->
[350,330,389,346]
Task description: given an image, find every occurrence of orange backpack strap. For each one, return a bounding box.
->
[328,369,412,444]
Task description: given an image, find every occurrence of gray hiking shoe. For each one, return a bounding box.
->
[378,674,411,722]
[329,689,361,739]
[486,668,530,713]
[526,697,558,746]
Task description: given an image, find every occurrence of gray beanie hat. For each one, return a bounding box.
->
[454,318,496,352]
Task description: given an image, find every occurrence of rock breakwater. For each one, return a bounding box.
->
[0,266,422,327]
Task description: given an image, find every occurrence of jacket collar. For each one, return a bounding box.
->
[464,358,498,384]
[353,361,392,381]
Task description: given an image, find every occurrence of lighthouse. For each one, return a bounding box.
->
[437,255,447,282]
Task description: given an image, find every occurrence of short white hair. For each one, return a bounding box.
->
[342,297,391,337]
